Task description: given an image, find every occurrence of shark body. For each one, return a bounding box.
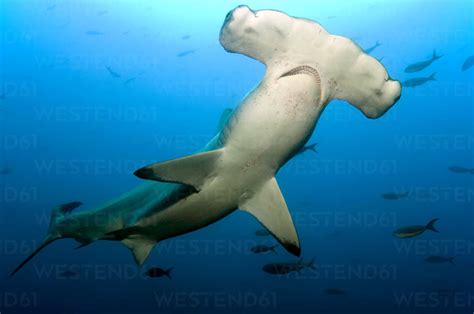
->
[10,6,401,276]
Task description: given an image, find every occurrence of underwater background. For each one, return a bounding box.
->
[1,0,473,313]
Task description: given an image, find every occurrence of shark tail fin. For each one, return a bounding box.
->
[165,267,174,279]
[9,201,78,277]
[449,257,456,266]
[10,235,59,277]
[425,218,440,233]
[429,72,437,81]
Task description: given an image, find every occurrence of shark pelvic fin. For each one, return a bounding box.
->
[134,149,225,191]
[240,177,301,256]
[122,237,156,266]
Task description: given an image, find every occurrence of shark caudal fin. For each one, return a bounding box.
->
[240,177,301,257]
[9,201,83,277]
[9,236,58,277]
[134,149,225,191]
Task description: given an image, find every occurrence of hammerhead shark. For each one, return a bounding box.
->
[10,6,401,277]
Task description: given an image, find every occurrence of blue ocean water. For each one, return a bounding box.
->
[1,0,473,313]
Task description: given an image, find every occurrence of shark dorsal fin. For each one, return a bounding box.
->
[134,149,225,191]
[240,177,300,256]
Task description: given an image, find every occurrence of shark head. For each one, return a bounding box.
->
[220,6,401,119]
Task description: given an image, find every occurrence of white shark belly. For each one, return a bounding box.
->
[133,73,322,242]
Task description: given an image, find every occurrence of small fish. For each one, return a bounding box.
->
[364,41,381,54]
[46,4,57,11]
[251,244,278,254]
[393,218,439,238]
[177,50,196,58]
[255,229,271,237]
[324,288,347,296]
[296,143,318,156]
[262,258,316,275]
[402,73,436,88]
[86,30,103,36]
[327,16,336,20]
[0,93,6,100]
[105,66,121,78]
[122,30,131,35]
[424,255,455,265]
[97,10,108,16]
[58,270,79,279]
[181,35,191,40]
[448,166,474,174]
[462,55,474,72]
[405,50,442,73]
[381,192,409,200]
[145,267,173,279]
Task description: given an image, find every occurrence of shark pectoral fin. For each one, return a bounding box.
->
[121,237,156,266]
[134,149,225,191]
[240,177,301,257]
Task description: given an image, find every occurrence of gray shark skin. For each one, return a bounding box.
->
[10,6,401,277]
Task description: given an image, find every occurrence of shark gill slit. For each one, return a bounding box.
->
[279,65,322,103]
